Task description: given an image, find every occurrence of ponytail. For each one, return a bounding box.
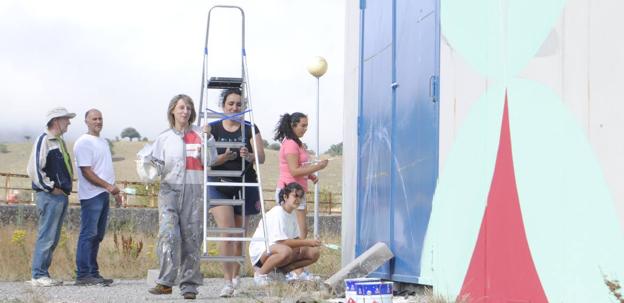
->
[273,112,307,147]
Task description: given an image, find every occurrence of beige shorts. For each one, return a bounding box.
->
[275,188,306,210]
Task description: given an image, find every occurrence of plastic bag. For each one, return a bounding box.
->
[136,143,159,183]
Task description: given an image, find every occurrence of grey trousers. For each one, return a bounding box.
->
[156,183,203,294]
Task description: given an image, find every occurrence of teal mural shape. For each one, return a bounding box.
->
[509,79,624,302]
[419,83,505,297]
[422,0,624,300]
[441,0,566,79]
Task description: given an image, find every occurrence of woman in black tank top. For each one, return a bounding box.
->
[208,88,266,297]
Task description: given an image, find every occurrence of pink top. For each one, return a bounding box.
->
[278,138,309,191]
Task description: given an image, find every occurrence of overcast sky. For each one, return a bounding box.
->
[0,0,345,151]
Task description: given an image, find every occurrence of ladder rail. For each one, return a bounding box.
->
[242,49,271,254]
[198,5,271,262]
[197,5,246,126]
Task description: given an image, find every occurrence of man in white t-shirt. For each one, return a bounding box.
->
[248,182,321,286]
[73,109,122,286]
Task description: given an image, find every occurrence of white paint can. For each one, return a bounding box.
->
[344,278,380,303]
[355,281,393,303]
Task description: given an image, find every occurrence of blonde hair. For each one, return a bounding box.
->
[167,94,196,128]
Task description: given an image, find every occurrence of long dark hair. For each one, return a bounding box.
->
[273,112,307,147]
[278,182,304,205]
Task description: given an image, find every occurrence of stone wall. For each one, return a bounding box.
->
[0,205,341,236]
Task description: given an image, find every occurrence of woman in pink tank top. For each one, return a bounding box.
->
[273,112,328,241]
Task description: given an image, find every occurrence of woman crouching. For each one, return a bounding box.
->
[248,182,321,285]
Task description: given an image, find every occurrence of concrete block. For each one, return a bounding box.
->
[324,242,394,294]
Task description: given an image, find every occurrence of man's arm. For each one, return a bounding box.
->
[79,166,120,195]
[27,134,59,194]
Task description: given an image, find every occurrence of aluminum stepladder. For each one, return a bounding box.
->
[197,5,270,266]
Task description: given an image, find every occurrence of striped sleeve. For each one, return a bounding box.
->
[27,133,54,192]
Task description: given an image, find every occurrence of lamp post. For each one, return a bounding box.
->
[307,56,328,238]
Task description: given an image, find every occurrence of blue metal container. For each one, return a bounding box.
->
[356,0,441,284]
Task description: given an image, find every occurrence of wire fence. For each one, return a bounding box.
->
[0,172,342,215]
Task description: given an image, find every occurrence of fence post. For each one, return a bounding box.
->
[150,184,156,207]
[328,192,332,215]
[122,181,128,206]
[4,175,9,202]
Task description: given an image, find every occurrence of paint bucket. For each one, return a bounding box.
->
[355,281,393,303]
[344,278,380,303]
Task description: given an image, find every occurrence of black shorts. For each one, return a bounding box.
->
[207,177,261,215]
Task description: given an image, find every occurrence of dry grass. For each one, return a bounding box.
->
[0,224,341,282]
[0,224,158,281]
[421,287,459,303]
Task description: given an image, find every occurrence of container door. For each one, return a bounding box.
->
[357,0,440,283]
[356,0,394,279]
[392,0,440,283]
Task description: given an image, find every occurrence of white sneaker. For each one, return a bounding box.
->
[232,276,240,289]
[268,270,286,282]
[253,273,270,286]
[28,277,63,287]
[297,271,318,281]
[219,282,235,297]
[285,272,298,282]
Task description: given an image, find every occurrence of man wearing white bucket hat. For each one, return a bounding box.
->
[73,109,121,286]
[26,106,76,287]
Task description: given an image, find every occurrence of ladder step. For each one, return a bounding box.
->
[205,236,266,242]
[206,227,246,234]
[206,170,244,178]
[199,112,227,119]
[209,199,244,206]
[207,77,243,89]
[200,255,246,262]
[214,141,246,149]
[206,181,259,187]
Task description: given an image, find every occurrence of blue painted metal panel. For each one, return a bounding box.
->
[357,0,440,284]
[356,0,394,279]
[392,0,440,283]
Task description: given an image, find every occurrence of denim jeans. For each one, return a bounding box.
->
[75,192,109,279]
[31,191,68,279]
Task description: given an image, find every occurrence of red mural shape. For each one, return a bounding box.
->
[458,93,548,302]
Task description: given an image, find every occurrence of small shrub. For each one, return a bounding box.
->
[325,142,343,156]
[114,232,143,259]
[0,143,8,153]
[11,229,27,247]
[106,138,115,155]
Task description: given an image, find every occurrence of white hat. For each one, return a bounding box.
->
[46,107,76,124]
